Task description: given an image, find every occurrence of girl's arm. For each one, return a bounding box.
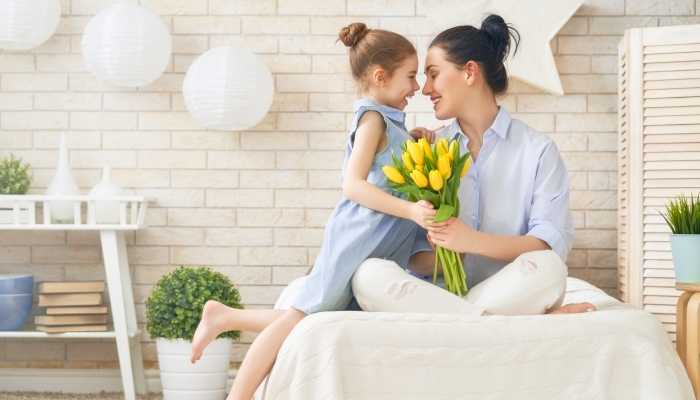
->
[343,111,438,228]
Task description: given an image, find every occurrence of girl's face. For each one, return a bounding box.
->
[422,47,470,120]
[380,55,420,110]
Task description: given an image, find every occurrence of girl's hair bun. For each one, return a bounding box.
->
[339,22,370,47]
[480,14,520,62]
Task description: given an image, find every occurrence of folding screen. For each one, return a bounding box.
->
[618,24,700,340]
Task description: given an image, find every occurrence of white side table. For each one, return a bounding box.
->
[0,195,155,400]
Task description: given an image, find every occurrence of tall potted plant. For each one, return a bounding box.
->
[146,266,243,400]
[661,194,700,283]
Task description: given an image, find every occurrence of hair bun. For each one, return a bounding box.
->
[339,22,370,47]
[480,14,519,62]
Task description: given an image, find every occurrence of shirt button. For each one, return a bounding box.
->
[479,157,483,161]
[472,182,477,187]
[471,215,476,220]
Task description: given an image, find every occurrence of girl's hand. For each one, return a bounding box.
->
[409,125,444,143]
[427,217,474,253]
[409,200,438,229]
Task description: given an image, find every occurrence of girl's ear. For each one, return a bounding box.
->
[372,67,387,88]
[463,61,479,86]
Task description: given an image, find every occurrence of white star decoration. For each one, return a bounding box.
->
[426,0,584,96]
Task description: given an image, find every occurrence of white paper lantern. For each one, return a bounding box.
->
[183,47,275,131]
[81,3,171,87]
[0,0,61,50]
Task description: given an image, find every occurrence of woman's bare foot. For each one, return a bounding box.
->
[191,300,231,363]
[548,302,596,314]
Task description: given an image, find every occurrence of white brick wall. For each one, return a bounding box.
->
[0,0,695,370]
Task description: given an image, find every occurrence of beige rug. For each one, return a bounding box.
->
[0,393,163,400]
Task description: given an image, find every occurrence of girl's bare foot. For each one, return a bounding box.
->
[548,302,596,314]
[191,300,231,363]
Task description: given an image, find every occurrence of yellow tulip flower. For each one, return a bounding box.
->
[437,138,449,156]
[418,138,434,162]
[429,170,443,191]
[407,142,424,165]
[401,152,414,171]
[448,140,456,161]
[410,170,428,188]
[383,166,405,184]
[438,155,451,178]
[461,157,471,178]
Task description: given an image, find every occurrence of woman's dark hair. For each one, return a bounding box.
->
[429,14,520,98]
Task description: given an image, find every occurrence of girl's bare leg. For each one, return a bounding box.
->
[227,307,307,400]
[191,300,287,363]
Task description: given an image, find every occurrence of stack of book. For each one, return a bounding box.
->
[35,281,108,333]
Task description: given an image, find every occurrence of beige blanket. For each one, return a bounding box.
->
[255,278,692,399]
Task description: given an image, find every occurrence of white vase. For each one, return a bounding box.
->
[89,165,125,224]
[45,133,80,223]
[156,338,232,400]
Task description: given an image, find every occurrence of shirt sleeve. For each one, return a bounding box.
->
[411,226,433,256]
[526,140,575,262]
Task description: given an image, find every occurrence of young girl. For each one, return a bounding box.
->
[190,23,443,400]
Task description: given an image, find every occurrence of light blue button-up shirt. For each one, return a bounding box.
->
[410,107,574,288]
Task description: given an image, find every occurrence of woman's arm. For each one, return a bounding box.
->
[427,218,549,263]
[343,111,439,228]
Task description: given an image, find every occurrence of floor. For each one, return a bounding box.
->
[0,393,163,400]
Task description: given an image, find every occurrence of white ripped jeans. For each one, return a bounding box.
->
[275,250,567,317]
[351,250,567,316]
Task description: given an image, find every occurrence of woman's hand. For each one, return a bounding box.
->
[409,125,444,143]
[409,200,438,229]
[426,217,475,253]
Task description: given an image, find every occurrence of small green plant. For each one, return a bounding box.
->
[0,153,31,195]
[660,193,700,235]
[146,266,243,341]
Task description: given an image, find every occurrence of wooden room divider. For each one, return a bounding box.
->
[618,24,700,341]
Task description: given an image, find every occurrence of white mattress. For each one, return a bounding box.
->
[255,278,692,399]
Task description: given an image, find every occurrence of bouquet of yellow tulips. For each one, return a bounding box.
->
[382,137,471,296]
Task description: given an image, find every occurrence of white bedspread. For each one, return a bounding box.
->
[255,278,692,399]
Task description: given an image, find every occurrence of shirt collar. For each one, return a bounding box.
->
[353,98,405,123]
[448,106,512,141]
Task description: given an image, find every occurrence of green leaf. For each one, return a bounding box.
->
[444,181,453,207]
[427,203,455,223]
[420,190,440,208]
[395,185,421,198]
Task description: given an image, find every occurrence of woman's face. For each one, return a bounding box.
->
[422,47,469,120]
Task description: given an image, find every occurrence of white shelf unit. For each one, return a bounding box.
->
[618,24,700,342]
[0,195,155,400]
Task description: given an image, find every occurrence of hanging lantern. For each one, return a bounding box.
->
[0,0,61,50]
[183,47,275,131]
[81,3,171,87]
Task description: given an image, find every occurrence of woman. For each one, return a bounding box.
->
[350,14,595,316]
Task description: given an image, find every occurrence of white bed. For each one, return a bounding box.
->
[254,278,693,399]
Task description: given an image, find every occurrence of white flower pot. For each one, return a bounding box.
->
[45,133,81,223]
[89,165,125,224]
[156,338,232,400]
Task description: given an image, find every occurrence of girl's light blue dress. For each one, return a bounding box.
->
[291,99,418,314]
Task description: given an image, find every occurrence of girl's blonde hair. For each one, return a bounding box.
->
[338,23,417,91]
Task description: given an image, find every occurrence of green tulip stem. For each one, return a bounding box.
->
[433,247,439,285]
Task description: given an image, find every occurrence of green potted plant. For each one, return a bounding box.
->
[146,266,243,400]
[0,153,32,224]
[661,194,700,283]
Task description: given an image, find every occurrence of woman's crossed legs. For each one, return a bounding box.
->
[351,250,596,316]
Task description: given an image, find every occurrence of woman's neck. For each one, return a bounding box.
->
[455,96,499,160]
